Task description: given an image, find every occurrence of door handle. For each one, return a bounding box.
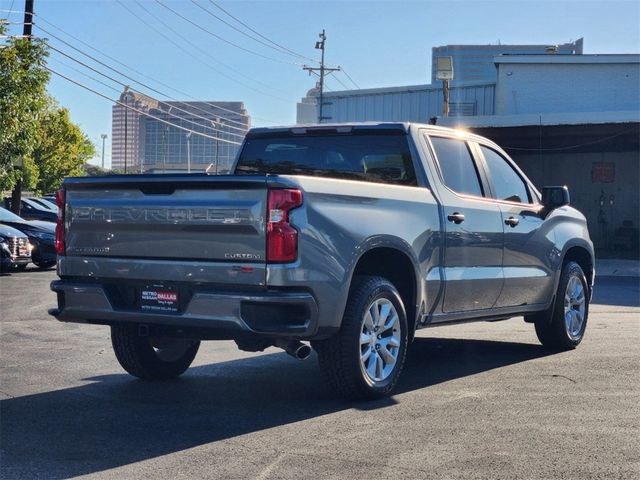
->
[504,216,520,227]
[447,212,465,224]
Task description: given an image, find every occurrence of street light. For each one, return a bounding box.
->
[211,117,225,174]
[186,132,192,173]
[100,134,107,169]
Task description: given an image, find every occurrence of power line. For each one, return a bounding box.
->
[42,38,246,137]
[36,22,254,133]
[46,43,245,138]
[206,0,320,65]
[0,34,30,39]
[203,1,360,92]
[120,0,289,102]
[192,0,312,64]
[48,55,122,94]
[327,71,350,90]
[341,68,360,89]
[35,19,259,129]
[34,17,279,127]
[2,1,17,17]
[154,0,301,66]
[47,66,242,145]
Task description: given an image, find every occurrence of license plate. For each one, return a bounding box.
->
[140,286,179,313]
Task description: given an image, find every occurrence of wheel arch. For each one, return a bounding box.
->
[562,243,595,299]
[349,239,421,341]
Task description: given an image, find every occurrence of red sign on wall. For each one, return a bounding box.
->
[591,162,615,183]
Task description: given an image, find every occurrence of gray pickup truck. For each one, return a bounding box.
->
[50,123,594,399]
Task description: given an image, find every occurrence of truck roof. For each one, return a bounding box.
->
[246,122,492,144]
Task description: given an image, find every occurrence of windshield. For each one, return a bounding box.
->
[0,207,25,222]
[236,133,417,186]
[29,198,57,210]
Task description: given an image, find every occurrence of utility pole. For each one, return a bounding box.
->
[443,79,450,117]
[10,0,34,215]
[303,30,341,124]
[100,134,107,169]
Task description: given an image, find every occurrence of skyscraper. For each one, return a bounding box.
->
[111,91,250,173]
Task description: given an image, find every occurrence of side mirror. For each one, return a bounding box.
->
[542,186,570,211]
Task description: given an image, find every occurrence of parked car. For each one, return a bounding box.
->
[27,197,58,212]
[0,223,31,272]
[50,123,594,399]
[0,207,56,269]
[3,197,57,222]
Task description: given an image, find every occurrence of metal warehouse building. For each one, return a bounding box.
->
[296,52,640,255]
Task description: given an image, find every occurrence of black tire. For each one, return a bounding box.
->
[111,324,200,380]
[34,260,56,269]
[15,264,28,272]
[535,261,589,350]
[313,276,409,400]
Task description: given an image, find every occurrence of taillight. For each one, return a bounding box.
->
[267,189,302,263]
[55,188,65,255]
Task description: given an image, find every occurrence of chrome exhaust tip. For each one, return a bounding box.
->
[274,339,311,360]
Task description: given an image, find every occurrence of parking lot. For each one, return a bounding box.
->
[1,267,638,479]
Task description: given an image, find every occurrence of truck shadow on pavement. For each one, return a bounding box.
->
[1,336,554,479]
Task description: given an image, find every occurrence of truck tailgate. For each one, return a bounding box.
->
[62,175,267,284]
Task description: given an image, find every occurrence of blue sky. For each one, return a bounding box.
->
[2,0,639,167]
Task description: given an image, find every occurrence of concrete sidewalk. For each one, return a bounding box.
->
[596,258,640,277]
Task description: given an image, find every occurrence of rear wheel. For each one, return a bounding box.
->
[535,261,589,350]
[313,276,408,399]
[111,324,200,380]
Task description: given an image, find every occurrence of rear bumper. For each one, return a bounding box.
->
[49,280,320,338]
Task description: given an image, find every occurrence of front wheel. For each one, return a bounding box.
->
[111,324,200,380]
[313,276,409,399]
[535,261,589,350]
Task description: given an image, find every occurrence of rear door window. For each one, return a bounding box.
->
[429,136,484,197]
[236,133,417,186]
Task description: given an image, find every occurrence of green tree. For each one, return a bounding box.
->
[0,22,50,191]
[83,163,109,177]
[33,102,96,193]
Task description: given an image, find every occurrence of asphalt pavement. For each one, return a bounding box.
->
[1,266,638,479]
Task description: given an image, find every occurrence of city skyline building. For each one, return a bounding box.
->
[111,91,250,173]
[431,38,584,85]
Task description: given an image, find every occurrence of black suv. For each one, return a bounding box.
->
[0,224,31,272]
[0,207,56,269]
